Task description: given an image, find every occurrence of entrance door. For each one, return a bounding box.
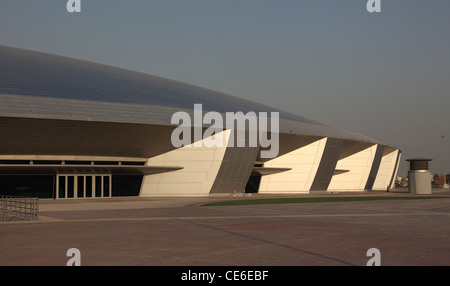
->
[56,174,111,199]
[245,174,262,193]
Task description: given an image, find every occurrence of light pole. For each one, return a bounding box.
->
[443,134,449,189]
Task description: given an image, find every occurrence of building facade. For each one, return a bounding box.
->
[0,46,401,198]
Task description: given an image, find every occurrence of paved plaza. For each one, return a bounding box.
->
[1,190,450,266]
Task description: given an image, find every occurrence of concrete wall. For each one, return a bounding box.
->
[373,149,400,190]
[140,130,230,196]
[310,138,343,192]
[209,143,259,195]
[328,144,378,191]
[139,129,401,196]
[258,138,327,194]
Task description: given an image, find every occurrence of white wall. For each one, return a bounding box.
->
[258,138,327,194]
[373,149,400,190]
[328,144,377,191]
[140,130,230,196]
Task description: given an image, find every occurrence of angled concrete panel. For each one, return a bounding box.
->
[140,130,230,196]
[373,149,401,190]
[328,144,377,191]
[390,150,401,189]
[310,138,343,191]
[259,137,327,194]
[364,145,385,190]
[209,131,260,194]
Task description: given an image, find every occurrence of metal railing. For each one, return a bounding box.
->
[0,196,39,222]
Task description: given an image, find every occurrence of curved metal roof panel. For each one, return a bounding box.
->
[0,45,380,144]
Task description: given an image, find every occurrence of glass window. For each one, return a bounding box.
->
[103,176,110,197]
[95,176,102,197]
[85,176,92,198]
[58,176,66,199]
[67,176,74,198]
[77,176,84,198]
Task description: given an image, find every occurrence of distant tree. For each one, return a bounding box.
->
[433,173,440,182]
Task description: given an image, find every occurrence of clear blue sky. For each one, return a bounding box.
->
[1,0,450,176]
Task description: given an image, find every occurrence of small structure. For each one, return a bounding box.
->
[406,158,432,194]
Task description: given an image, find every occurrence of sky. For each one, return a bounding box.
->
[1,0,449,176]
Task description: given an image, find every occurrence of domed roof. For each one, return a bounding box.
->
[0,45,380,143]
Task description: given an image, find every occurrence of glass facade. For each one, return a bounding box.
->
[0,174,143,198]
[0,175,54,198]
[112,175,143,197]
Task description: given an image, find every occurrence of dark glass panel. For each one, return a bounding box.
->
[95,176,102,197]
[112,175,142,197]
[0,175,54,198]
[77,176,84,198]
[67,176,74,198]
[85,176,92,197]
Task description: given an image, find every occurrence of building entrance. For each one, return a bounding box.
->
[56,174,112,199]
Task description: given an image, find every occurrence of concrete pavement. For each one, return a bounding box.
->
[1,189,450,266]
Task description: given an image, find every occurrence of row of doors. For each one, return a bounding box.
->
[56,174,112,199]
